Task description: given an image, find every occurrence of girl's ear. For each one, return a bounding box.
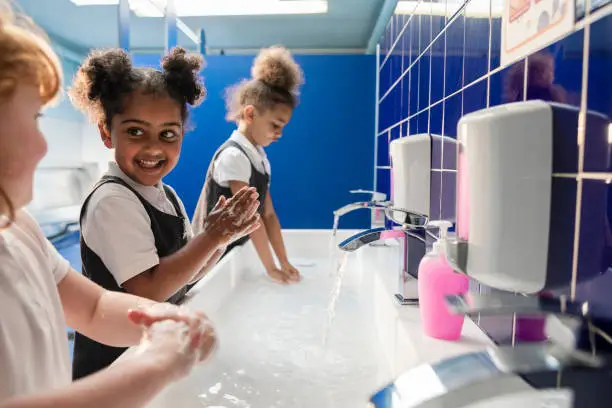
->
[98,122,113,149]
[243,105,256,125]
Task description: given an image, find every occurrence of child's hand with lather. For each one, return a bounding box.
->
[203,186,261,248]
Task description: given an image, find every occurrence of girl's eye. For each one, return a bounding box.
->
[160,130,178,141]
[35,112,43,120]
[272,123,281,130]
[127,127,144,137]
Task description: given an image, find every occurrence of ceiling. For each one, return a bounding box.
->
[16,0,387,54]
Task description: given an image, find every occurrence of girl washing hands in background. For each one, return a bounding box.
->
[0,3,218,407]
[193,46,303,284]
[69,46,261,378]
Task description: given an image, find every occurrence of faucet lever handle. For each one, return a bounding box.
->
[349,189,387,202]
[488,343,604,372]
[384,206,429,229]
[446,292,590,318]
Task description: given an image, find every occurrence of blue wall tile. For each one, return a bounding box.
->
[583,110,611,173]
[401,76,410,120]
[431,52,445,104]
[416,110,429,135]
[430,170,442,221]
[441,171,457,221]
[391,125,401,141]
[432,136,442,170]
[489,59,523,106]
[432,14,446,43]
[444,92,463,138]
[377,132,390,167]
[443,137,457,170]
[380,59,392,99]
[401,17,414,66]
[577,179,611,282]
[409,63,419,116]
[445,12,465,96]
[490,17,502,71]
[463,80,487,115]
[585,15,612,173]
[547,177,578,293]
[377,168,391,199]
[419,52,431,110]
[463,17,490,85]
[430,103,444,137]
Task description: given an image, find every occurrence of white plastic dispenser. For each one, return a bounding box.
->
[389,134,456,221]
[447,100,610,294]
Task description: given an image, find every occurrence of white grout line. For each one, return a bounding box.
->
[427,9,433,136]
[553,173,612,181]
[552,173,579,179]
[374,44,381,190]
[416,16,422,113]
[461,8,467,117]
[379,0,423,71]
[523,56,529,103]
[570,0,593,301]
[376,166,392,170]
[486,0,493,109]
[439,11,448,221]
[379,1,469,103]
[581,173,612,181]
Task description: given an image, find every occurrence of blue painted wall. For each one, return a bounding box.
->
[135,54,376,229]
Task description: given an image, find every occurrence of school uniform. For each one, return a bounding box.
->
[193,130,270,254]
[73,162,193,380]
[0,210,71,400]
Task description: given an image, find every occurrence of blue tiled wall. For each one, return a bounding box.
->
[376,0,612,345]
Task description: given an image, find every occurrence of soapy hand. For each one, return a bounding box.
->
[128,304,217,381]
[203,187,261,247]
[280,262,301,282]
[136,320,216,381]
[267,263,301,284]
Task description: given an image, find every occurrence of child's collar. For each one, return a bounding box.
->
[107,162,165,192]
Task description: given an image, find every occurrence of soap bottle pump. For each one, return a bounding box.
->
[418,221,470,341]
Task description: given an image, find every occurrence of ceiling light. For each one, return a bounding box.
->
[70,0,118,4]
[70,0,328,17]
[175,0,328,17]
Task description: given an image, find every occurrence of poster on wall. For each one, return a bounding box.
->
[501,0,576,66]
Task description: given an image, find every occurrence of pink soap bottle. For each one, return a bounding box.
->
[418,221,470,341]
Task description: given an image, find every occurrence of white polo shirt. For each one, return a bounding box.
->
[212,130,271,187]
[0,210,71,400]
[81,162,193,287]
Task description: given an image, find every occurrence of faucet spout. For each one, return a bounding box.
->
[337,227,388,252]
[338,226,426,306]
[338,228,423,252]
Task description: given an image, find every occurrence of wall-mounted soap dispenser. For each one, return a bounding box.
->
[447,101,610,294]
[389,134,457,222]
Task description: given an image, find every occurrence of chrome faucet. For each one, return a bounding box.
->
[332,190,389,235]
[337,207,429,305]
[370,340,607,407]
